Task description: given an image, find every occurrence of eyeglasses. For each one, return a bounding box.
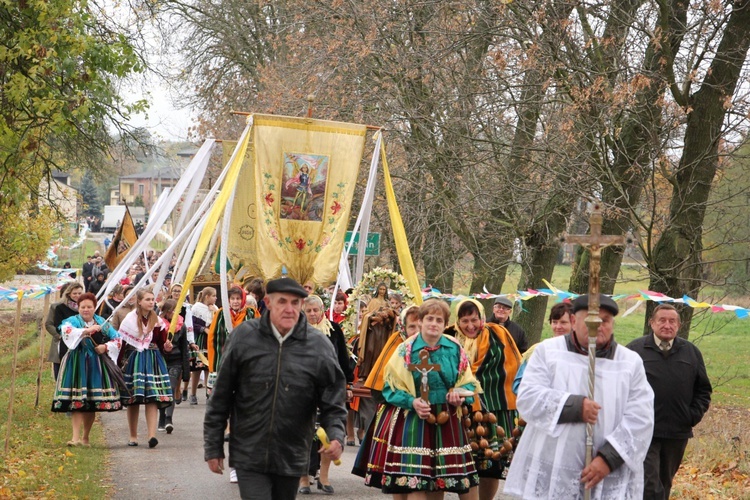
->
[494,305,512,311]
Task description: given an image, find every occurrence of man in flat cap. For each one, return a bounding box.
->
[505,294,654,499]
[488,296,529,353]
[204,277,347,499]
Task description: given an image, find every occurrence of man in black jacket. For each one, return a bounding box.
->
[81,256,94,292]
[204,278,347,500]
[487,296,528,353]
[627,304,712,500]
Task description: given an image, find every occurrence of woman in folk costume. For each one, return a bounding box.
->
[298,295,354,495]
[187,286,217,404]
[118,288,173,448]
[52,293,123,446]
[375,299,481,499]
[444,298,522,500]
[206,285,259,375]
[352,305,420,486]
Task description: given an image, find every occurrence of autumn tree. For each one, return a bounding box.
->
[155,0,750,343]
[0,0,147,280]
[645,0,750,337]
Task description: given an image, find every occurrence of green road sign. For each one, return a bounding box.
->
[345,231,380,256]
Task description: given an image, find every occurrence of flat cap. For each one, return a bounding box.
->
[572,294,619,316]
[266,277,309,298]
[494,296,513,308]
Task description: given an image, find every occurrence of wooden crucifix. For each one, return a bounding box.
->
[409,348,441,403]
[563,203,631,500]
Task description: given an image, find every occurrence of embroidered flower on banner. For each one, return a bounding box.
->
[264,192,274,206]
[330,200,341,215]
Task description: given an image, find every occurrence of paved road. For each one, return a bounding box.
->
[101,394,513,499]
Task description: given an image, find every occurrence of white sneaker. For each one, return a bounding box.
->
[229,469,238,484]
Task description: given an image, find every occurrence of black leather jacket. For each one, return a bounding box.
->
[203,311,347,475]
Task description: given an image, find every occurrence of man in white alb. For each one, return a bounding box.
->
[505,294,654,499]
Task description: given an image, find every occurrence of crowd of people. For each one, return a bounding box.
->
[46,267,712,500]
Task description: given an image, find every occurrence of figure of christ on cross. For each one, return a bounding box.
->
[408,348,441,404]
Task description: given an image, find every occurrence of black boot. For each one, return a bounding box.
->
[165,416,174,434]
[158,410,166,432]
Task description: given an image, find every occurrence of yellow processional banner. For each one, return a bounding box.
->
[227,114,367,285]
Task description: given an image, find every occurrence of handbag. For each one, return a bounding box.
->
[90,333,132,397]
[101,352,132,397]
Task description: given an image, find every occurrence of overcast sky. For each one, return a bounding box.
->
[113,4,197,144]
[124,77,195,143]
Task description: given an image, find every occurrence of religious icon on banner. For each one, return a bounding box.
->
[104,206,138,270]
[281,152,329,221]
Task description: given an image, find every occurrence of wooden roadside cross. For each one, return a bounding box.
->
[562,203,632,500]
[408,348,441,403]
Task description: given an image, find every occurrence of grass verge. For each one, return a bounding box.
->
[0,319,111,499]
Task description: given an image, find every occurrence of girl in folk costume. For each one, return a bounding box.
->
[373,299,481,499]
[206,285,258,375]
[168,283,189,318]
[155,299,190,435]
[445,298,522,500]
[299,295,354,495]
[187,286,218,403]
[118,288,173,448]
[52,293,123,446]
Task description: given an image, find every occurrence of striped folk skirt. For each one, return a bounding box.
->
[51,342,123,412]
[377,403,479,494]
[469,407,518,478]
[121,346,173,409]
[353,403,396,486]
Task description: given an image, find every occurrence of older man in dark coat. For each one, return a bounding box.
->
[204,278,347,500]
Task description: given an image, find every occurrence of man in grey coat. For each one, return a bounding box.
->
[204,277,347,499]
